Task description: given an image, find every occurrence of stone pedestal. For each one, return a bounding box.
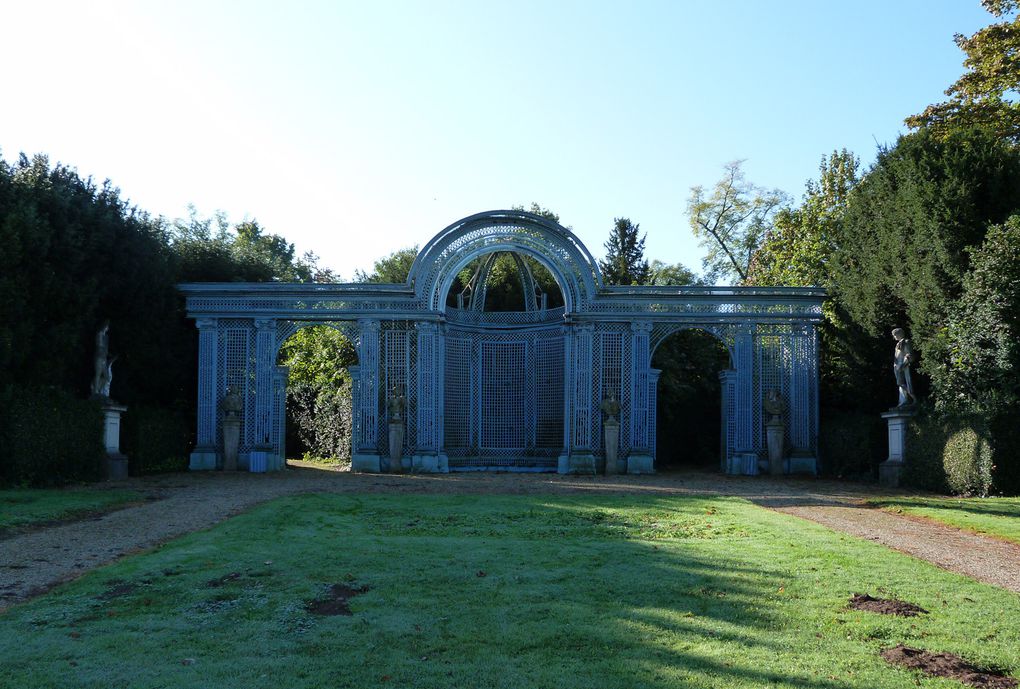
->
[100,402,129,480]
[879,407,916,487]
[603,419,620,475]
[222,417,241,472]
[766,421,785,476]
[388,421,404,473]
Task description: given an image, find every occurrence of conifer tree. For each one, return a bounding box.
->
[600,217,650,285]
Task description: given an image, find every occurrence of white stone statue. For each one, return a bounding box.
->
[91,320,117,399]
[892,327,916,407]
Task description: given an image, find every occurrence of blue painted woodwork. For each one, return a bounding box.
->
[179,210,825,475]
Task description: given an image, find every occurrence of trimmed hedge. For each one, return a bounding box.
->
[121,404,191,475]
[903,407,995,496]
[0,385,105,487]
[818,407,886,480]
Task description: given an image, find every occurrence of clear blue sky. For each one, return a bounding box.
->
[0,1,993,280]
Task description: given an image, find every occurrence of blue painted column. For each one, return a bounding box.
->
[718,369,738,472]
[189,317,219,470]
[252,319,278,457]
[732,322,756,475]
[560,323,595,474]
[628,321,655,473]
[413,320,448,472]
[352,319,382,472]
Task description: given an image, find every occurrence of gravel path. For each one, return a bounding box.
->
[2,465,1018,611]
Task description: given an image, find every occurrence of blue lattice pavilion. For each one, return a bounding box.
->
[180,210,825,475]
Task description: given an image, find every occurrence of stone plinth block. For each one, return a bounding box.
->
[388,422,404,473]
[879,408,916,488]
[222,417,241,472]
[603,420,620,475]
[766,422,785,475]
[627,453,655,474]
[99,403,128,480]
[411,454,449,473]
[352,453,381,473]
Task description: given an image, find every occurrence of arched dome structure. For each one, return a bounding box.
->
[180,210,825,476]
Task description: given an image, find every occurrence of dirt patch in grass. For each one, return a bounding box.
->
[849,593,928,617]
[97,580,137,601]
[205,572,242,588]
[305,583,370,616]
[881,645,1017,688]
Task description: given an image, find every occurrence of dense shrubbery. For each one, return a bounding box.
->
[0,385,105,487]
[817,408,885,480]
[0,154,325,485]
[903,408,994,496]
[121,405,191,475]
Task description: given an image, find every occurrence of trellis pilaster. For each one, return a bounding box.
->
[189,317,219,470]
[733,322,756,468]
[627,321,655,473]
[414,321,447,471]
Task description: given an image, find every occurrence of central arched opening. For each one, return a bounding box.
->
[442,250,566,471]
[652,328,732,470]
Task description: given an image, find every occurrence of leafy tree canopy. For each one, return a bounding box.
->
[747,150,860,288]
[687,160,787,284]
[354,246,418,284]
[906,0,1020,140]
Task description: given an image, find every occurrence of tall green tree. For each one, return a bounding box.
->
[832,127,1020,355]
[747,150,860,288]
[687,160,787,284]
[600,217,649,286]
[906,0,1020,140]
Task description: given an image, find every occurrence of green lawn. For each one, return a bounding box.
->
[0,488,144,535]
[1,493,1017,689]
[868,495,1020,544]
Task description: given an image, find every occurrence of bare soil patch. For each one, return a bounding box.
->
[305,583,370,616]
[205,572,242,588]
[881,644,1017,688]
[97,580,137,601]
[848,593,928,617]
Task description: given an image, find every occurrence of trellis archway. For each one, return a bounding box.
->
[180,210,825,475]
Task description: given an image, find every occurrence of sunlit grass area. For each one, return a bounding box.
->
[1,494,1017,689]
[0,488,143,535]
[868,495,1020,544]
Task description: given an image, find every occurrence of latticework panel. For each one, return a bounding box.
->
[754,324,793,457]
[381,323,413,456]
[480,340,527,451]
[218,320,255,454]
[535,332,564,452]
[444,334,473,452]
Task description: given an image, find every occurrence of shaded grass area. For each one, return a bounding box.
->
[0,489,144,535]
[1,494,1018,689]
[868,496,1020,544]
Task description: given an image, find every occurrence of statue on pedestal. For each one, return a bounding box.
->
[764,389,786,475]
[387,386,406,473]
[600,391,621,475]
[892,327,916,407]
[91,320,117,400]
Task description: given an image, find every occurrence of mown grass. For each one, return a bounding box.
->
[0,488,143,535]
[1,493,1018,689]
[868,495,1020,544]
